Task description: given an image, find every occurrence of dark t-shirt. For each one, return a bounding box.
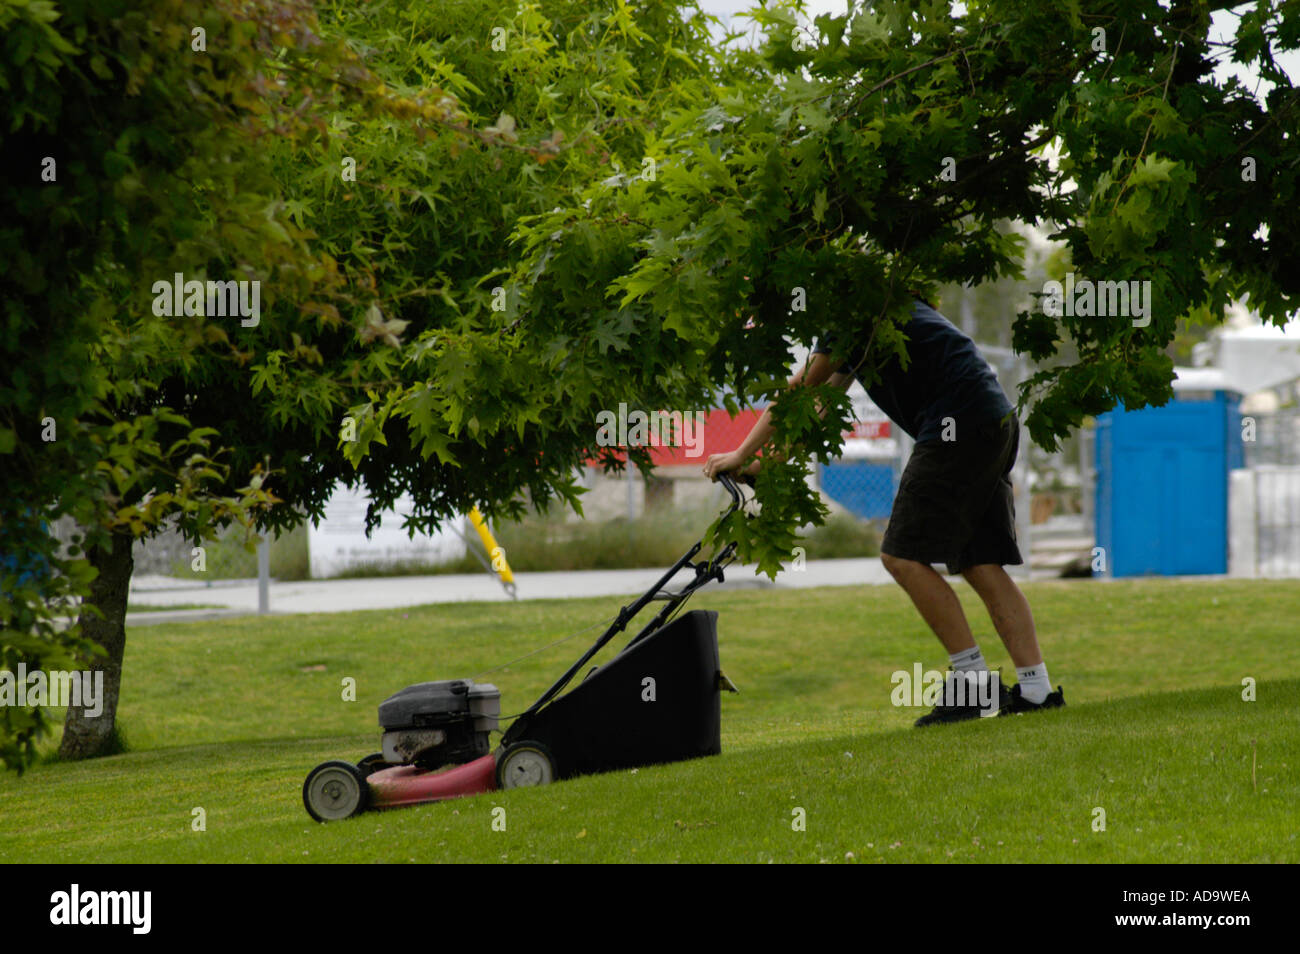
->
[812,299,1013,443]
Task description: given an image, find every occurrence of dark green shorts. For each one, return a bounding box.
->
[881,414,1022,575]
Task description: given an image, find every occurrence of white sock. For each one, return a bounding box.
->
[949,646,987,674]
[1015,663,1052,704]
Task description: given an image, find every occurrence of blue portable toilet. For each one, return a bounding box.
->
[1094,369,1243,577]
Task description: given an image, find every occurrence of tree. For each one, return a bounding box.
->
[446,0,1297,576]
[3,0,727,764]
[247,0,733,536]
[0,0,269,769]
[2,0,415,766]
[9,0,1295,763]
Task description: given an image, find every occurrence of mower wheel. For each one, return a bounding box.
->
[356,752,389,778]
[303,760,370,822]
[496,741,556,789]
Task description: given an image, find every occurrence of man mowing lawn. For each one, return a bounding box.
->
[703,297,1065,726]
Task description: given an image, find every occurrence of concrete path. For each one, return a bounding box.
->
[126,558,897,625]
[126,558,1084,626]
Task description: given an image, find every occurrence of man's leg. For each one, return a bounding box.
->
[882,552,1003,723]
[880,552,976,654]
[960,563,1041,668]
[879,437,1009,722]
[961,563,1059,707]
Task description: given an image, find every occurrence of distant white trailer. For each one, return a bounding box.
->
[1214,318,1300,400]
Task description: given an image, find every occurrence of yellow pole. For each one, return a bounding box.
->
[468,507,515,590]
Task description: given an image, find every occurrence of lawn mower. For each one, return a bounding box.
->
[302,473,750,822]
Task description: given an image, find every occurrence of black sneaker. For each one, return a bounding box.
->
[1000,683,1066,715]
[913,672,1010,727]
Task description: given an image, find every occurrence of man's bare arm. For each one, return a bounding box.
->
[703,353,852,479]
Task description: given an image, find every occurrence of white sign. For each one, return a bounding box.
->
[841,382,899,459]
[308,483,467,578]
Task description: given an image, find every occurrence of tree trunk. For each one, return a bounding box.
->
[59,530,134,760]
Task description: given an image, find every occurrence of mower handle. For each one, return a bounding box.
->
[504,468,751,736]
[715,471,753,512]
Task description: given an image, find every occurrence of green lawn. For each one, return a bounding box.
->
[2,579,1296,863]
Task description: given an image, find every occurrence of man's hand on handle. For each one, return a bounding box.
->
[702,352,850,485]
[703,452,760,483]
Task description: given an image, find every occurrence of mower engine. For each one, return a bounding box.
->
[377,679,500,769]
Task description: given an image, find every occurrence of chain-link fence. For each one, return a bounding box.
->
[816,458,900,519]
[1243,407,1300,467]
